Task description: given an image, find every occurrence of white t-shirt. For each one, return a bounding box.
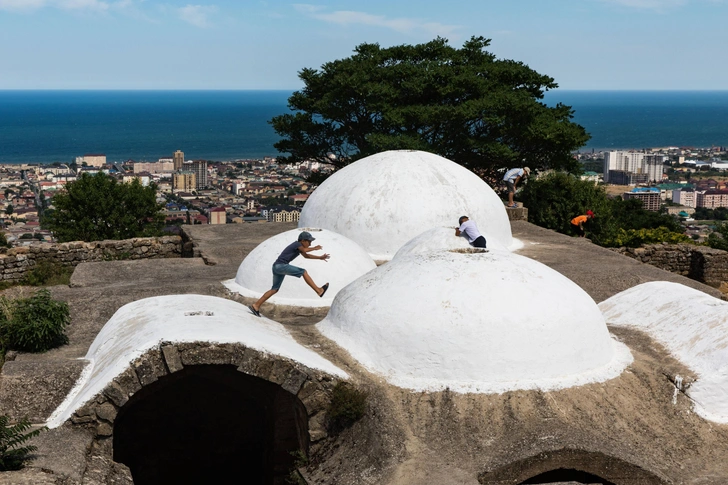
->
[458,220,482,244]
[503,168,524,183]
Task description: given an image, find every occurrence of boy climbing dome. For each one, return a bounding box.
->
[249,231,330,317]
[455,216,487,248]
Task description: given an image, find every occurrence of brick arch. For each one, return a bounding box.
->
[70,341,341,447]
[477,448,670,485]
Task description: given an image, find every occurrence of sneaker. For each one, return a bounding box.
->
[248,305,261,317]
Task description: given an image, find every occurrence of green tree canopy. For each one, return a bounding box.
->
[519,172,687,247]
[43,173,164,243]
[271,36,590,178]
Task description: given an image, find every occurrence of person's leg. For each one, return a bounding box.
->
[302,270,328,296]
[251,288,278,313]
[251,267,285,314]
[506,181,516,206]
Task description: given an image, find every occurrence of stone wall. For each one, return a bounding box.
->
[0,236,183,282]
[612,244,728,292]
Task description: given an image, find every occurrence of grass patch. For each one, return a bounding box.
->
[327,382,368,433]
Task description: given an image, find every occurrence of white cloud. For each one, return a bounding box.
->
[294,5,461,38]
[597,0,688,10]
[0,0,136,12]
[0,0,47,11]
[177,4,217,28]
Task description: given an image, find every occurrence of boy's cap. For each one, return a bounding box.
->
[298,231,316,242]
[458,216,468,224]
[523,167,531,176]
[587,210,595,217]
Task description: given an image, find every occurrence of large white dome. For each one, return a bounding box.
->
[299,150,512,261]
[224,228,376,307]
[600,281,728,424]
[317,249,631,393]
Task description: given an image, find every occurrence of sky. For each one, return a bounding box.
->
[0,0,726,90]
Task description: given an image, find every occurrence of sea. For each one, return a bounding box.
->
[1,90,727,164]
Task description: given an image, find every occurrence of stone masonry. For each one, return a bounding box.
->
[0,236,183,282]
[612,243,728,292]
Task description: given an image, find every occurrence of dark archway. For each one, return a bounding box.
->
[113,365,309,485]
[520,468,616,484]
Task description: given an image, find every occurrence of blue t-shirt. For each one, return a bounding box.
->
[274,241,302,265]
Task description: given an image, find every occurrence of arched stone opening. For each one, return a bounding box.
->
[113,364,309,485]
[478,449,669,485]
[520,468,616,484]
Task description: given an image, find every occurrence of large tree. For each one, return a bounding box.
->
[271,36,590,178]
[43,173,164,243]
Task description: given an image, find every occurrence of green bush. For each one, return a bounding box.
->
[0,415,45,471]
[707,222,728,251]
[0,290,69,353]
[22,261,73,287]
[602,227,693,248]
[327,383,367,432]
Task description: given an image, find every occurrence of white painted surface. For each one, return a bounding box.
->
[318,249,631,393]
[224,228,376,307]
[47,295,347,428]
[299,150,513,260]
[393,226,508,260]
[599,281,728,423]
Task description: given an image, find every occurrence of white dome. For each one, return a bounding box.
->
[599,281,728,424]
[224,228,376,307]
[394,226,509,260]
[318,250,631,393]
[48,295,347,427]
[299,150,512,261]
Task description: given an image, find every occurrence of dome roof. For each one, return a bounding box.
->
[299,150,513,261]
[600,281,728,423]
[48,295,347,427]
[224,228,376,307]
[318,249,631,393]
[394,226,509,260]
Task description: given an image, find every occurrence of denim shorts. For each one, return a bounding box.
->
[505,180,515,193]
[271,263,305,290]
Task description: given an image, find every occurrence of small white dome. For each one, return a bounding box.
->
[600,281,728,424]
[48,295,347,428]
[224,228,376,307]
[299,150,512,261]
[394,226,509,260]
[318,249,631,393]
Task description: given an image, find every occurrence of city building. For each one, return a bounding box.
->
[603,151,664,184]
[209,207,227,224]
[696,189,728,209]
[75,154,107,168]
[623,187,662,211]
[672,188,697,208]
[191,160,208,190]
[173,150,184,171]
[173,172,196,192]
[134,161,174,174]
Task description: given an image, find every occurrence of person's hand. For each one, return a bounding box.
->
[312,244,322,251]
[321,253,330,261]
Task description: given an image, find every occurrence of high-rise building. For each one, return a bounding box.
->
[191,160,208,190]
[173,150,184,171]
[604,151,664,184]
[173,172,196,192]
[623,188,661,211]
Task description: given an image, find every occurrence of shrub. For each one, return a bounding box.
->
[0,289,70,353]
[707,222,728,251]
[22,261,73,287]
[327,382,367,432]
[0,415,45,471]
